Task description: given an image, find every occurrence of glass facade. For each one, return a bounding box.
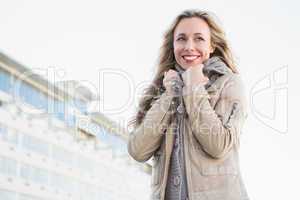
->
[0,68,79,128]
[0,61,149,200]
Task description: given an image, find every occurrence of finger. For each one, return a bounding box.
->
[166,70,179,77]
[169,70,178,75]
[169,69,177,72]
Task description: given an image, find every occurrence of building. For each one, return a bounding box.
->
[0,52,150,200]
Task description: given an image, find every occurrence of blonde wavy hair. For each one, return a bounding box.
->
[128,9,237,129]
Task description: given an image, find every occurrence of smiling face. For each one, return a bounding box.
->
[173,17,214,70]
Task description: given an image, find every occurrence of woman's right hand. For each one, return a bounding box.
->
[163,69,183,96]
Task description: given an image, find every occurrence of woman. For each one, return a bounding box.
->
[127,9,249,200]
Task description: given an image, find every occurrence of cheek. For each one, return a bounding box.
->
[200,52,210,63]
[174,47,182,60]
[199,44,212,58]
[203,51,210,59]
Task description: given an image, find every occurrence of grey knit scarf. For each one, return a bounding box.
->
[174,56,233,85]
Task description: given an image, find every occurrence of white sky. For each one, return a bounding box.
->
[1,0,299,199]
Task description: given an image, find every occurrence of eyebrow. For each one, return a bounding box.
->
[176,33,204,37]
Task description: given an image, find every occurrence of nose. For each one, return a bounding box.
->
[184,39,195,51]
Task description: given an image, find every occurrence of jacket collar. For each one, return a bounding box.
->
[202,56,232,78]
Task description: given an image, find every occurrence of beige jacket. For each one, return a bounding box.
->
[128,64,249,200]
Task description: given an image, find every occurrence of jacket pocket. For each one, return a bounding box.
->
[151,149,164,185]
[201,154,238,176]
[201,164,238,176]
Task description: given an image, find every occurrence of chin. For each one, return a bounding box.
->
[182,63,202,69]
[179,65,190,70]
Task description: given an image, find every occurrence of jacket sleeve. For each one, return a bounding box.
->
[127,92,173,162]
[182,75,248,159]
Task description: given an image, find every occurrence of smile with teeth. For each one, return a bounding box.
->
[182,55,200,61]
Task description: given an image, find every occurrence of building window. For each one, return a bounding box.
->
[0,123,8,140]
[0,156,17,176]
[0,189,16,200]
[18,193,40,200]
[21,134,49,156]
[51,145,74,167]
[49,172,74,194]
[75,155,94,175]
[0,124,19,146]
[20,163,49,186]
[0,69,13,94]
[18,81,48,113]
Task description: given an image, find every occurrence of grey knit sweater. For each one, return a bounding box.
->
[164,63,188,200]
[164,57,232,200]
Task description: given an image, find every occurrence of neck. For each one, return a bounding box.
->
[174,63,186,74]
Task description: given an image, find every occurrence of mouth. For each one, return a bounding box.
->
[182,55,201,62]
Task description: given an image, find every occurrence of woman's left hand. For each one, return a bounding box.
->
[181,64,209,87]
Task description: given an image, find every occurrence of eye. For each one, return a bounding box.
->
[176,37,185,41]
[195,37,205,41]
